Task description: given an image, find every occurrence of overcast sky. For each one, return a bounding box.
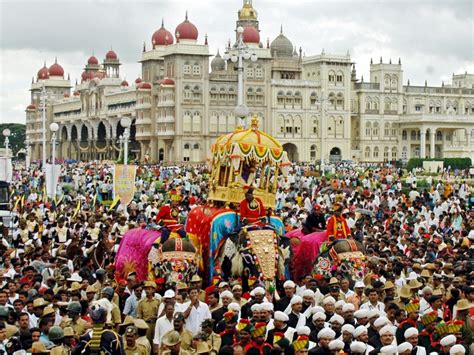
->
[1,0,472,124]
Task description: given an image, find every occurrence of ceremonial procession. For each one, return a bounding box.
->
[1,0,474,354]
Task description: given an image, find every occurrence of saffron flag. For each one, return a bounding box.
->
[109,195,120,211]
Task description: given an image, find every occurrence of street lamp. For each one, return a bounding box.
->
[25,137,31,170]
[2,129,10,181]
[50,122,59,197]
[222,26,258,127]
[120,116,131,165]
[40,83,47,170]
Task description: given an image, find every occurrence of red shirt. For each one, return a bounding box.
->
[239,197,266,223]
[326,215,351,239]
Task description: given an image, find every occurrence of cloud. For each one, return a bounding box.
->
[0,0,472,124]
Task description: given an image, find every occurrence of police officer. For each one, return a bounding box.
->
[48,326,68,355]
[60,302,88,337]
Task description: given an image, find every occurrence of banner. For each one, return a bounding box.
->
[113,164,136,206]
[0,157,12,182]
[45,164,61,198]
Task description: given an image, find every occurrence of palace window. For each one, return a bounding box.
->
[192,64,201,76]
[183,64,191,75]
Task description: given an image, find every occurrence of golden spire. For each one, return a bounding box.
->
[239,0,257,20]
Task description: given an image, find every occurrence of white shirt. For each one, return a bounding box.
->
[360,301,386,316]
[184,301,211,335]
[153,315,174,345]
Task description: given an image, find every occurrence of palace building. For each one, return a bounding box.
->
[25,0,474,164]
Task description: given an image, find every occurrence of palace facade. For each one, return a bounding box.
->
[25,0,474,163]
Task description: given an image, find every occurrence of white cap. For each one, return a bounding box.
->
[449,344,466,354]
[380,345,398,354]
[220,290,233,299]
[261,302,274,312]
[404,327,419,339]
[379,325,395,336]
[329,314,344,325]
[251,303,262,312]
[354,309,368,318]
[218,281,229,288]
[283,280,296,288]
[312,312,326,321]
[374,316,389,328]
[342,303,355,312]
[440,334,457,347]
[302,289,315,297]
[274,311,289,322]
[350,341,367,353]
[341,324,355,334]
[253,287,265,295]
[296,326,311,336]
[317,328,336,340]
[328,339,345,350]
[228,303,241,312]
[354,281,365,288]
[398,342,413,353]
[313,306,325,314]
[322,296,336,305]
[335,300,346,308]
[367,309,380,319]
[290,295,303,305]
[354,325,368,338]
[164,290,176,298]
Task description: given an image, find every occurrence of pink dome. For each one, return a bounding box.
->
[121,80,129,87]
[105,49,117,60]
[161,77,175,86]
[152,21,174,46]
[63,92,70,98]
[175,13,198,41]
[81,70,94,81]
[49,59,64,77]
[27,104,36,110]
[73,91,80,96]
[88,55,99,65]
[37,65,49,80]
[135,77,142,84]
[242,26,260,44]
[138,82,152,90]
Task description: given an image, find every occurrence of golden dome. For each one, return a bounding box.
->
[211,116,284,162]
[239,0,257,20]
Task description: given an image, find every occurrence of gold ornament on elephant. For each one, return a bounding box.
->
[247,229,277,280]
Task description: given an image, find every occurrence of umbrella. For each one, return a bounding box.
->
[356,208,373,217]
[319,186,334,194]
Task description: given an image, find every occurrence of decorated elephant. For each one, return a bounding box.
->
[214,225,292,283]
[312,239,366,283]
[149,237,199,286]
[115,227,199,286]
[186,206,291,284]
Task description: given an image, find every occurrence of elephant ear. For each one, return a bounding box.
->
[231,252,243,277]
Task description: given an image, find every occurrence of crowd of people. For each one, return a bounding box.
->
[0,161,472,355]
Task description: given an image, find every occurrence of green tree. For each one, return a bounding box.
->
[0,124,26,156]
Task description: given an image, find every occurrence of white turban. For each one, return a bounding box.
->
[404,327,419,339]
[354,325,368,338]
[341,324,355,335]
[290,295,303,305]
[379,325,395,336]
[274,311,289,322]
[398,342,413,353]
[317,328,336,340]
[329,314,344,325]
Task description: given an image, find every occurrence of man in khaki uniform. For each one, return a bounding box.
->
[162,313,193,352]
[124,325,148,355]
[101,287,122,329]
[134,318,152,354]
[49,326,68,355]
[201,319,221,355]
[137,281,160,344]
[161,330,193,355]
[59,301,89,337]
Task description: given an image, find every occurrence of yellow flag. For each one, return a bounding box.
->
[72,199,81,218]
[43,186,47,202]
[92,193,97,207]
[109,195,120,211]
[20,195,25,209]
[13,196,21,211]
